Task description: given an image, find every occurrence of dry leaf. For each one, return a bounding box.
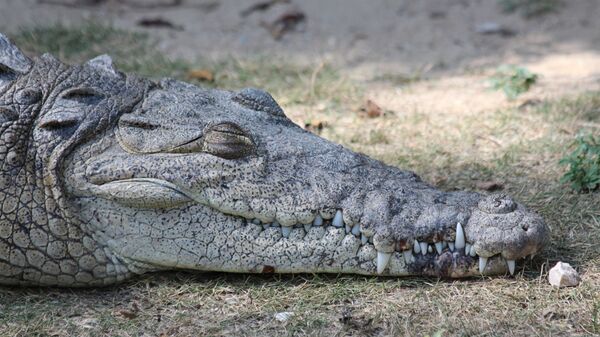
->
[475,181,504,191]
[358,99,383,118]
[187,69,215,82]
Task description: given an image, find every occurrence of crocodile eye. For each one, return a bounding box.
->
[0,106,18,124]
[39,87,104,130]
[232,88,286,117]
[60,87,104,104]
[202,122,255,159]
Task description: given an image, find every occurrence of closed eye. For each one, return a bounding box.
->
[60,87,104,104]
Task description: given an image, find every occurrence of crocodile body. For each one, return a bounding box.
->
[0,34,548,286]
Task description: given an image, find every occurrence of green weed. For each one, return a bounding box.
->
[489,65,538,100]
[560,134,600,192]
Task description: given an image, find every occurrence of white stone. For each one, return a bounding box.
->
[548,262,580,288]
[274,311,295,322]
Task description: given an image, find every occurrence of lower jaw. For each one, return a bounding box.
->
[179,223,511,278]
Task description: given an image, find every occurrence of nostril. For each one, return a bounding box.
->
[522,223,529,231]
[478,193,517,214]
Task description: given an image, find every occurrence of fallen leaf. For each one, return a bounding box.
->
[475,181,504,191]
[304,119,328,133]
[240,0,290,17]
[261,7,306,40]
[137,17,183,31]
[187,69,215,82]
[358,99,383,118]
[118,309,138,319]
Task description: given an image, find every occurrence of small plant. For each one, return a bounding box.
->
[489,65,538,100]
[498,0,561,18]
[559,134,600,192]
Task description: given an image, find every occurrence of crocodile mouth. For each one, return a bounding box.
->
[92,178,535,277]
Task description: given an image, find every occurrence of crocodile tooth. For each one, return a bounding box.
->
[361,234,368,245]
[313,215,323,226]
[427,245,433,253]
[345,224,352,233]
[376,251,392,274]
[368,237,373,244]
[479,256,488,273]
[252,218,261,225]
[434,242,443,254]
[413,240,421,254]
[465,243,472,256]
[403,250,414,264]
[262,224,270,230]
[332,210,344,227]
[281,226,292,238]
[419,242,428,256]
[272,221,280,228]
[351,224,361,236]
[455,222,465,250]
[304,224,311,232]
[507,260,516,275]
[469,245,477,257]
[448,242,455,251]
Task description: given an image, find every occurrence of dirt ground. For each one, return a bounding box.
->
[0,1,600,337]
[1,0,599,125]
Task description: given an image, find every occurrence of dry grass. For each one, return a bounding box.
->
[1,24,599,337]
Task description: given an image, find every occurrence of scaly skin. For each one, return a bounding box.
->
[0,34,548,286]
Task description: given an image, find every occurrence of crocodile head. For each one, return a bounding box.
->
[0,35,548,286]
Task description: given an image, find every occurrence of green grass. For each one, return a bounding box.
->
[498,0,562,18]
[488,65,538,100]
[2,23,600,336]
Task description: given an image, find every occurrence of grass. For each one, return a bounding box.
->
[2,23,600,336]
[498,0,562,18]
[488,65,538,100]
[11,23,360,111]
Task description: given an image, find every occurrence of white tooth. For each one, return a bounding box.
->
[427,245,433,253]
[507,260,516,275]
[420,242,428,256]
[304,224,311,232]
[262,224,270,230]
[252,218,261,225]
[469,245,477,257]
[313,215,323,226]
[351,224,361,236]
[345,224,351,233]
[281,226,292,238]
[465,243,471,255]
[448,242,455,251]
[376,251,392,274]
[413,240,421,254]
[361,234,368,245]
[435,242,443,254]
[332,210,344,227]
[403,250,414,264]
[272,221,280,228]
[479,256,488,273]
[530,253,536,260]
[368,237,373,244]
[455,222,465,250]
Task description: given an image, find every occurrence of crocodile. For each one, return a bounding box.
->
[0,34,548,286]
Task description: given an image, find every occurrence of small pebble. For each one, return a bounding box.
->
[548,261,581,288]
[274,311,294,322]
